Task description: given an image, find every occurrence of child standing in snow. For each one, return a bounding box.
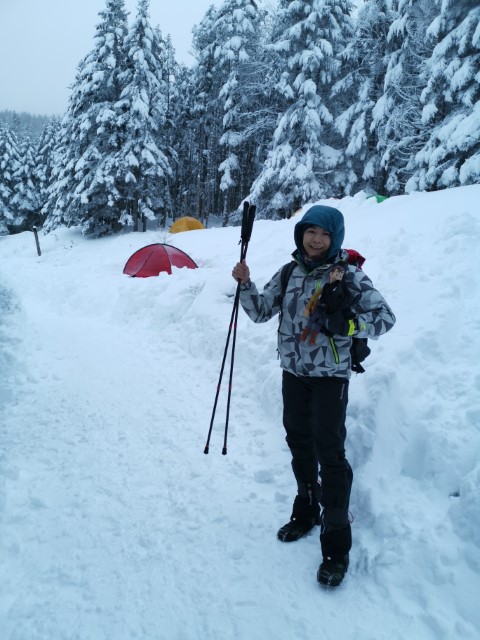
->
[232,205,395,587]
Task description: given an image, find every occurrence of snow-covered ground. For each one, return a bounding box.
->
[1,186,479,639]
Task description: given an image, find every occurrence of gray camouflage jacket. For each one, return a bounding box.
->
[239,250,396,379]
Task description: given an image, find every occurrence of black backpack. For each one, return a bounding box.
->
[278,253,371,374]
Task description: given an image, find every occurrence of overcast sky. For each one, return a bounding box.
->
[0,0,224,116]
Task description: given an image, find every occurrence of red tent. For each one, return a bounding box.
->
[123,243,198,278]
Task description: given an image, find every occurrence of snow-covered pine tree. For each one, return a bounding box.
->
[44,0,129,235]
[249,0,354,219]
[189,6,224,219]
[333,0,394,196]
[153,28,180,226]
[10,132,41,231]
[155,30,178,126]
[168,63,200,221]
[41,87,83,233]
[214,0,264,223]
[410,0,480,191]
[35,117,61,225]
[0,111,52,142]
[115,0,172,232]
[237,0,294,202]
[370,0,437,194]
[0,123,21,234]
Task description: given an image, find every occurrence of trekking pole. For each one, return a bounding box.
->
[222,204,255,454]
[204,201,256,455]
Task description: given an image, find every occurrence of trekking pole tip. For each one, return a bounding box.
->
[204,445,209,454]
[222,446,227,455]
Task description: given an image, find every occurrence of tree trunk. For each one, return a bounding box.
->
[132,200,139,232]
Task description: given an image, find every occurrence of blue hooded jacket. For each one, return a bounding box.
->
[294,205,345,260]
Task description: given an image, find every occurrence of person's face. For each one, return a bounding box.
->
[302,226,331,259]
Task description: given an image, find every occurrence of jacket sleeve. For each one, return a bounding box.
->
[346,268,396,340]
[238,268,283,323]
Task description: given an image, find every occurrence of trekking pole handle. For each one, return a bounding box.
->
[241,202,255,246]
[240,201,250,242]
[246,204,255,242]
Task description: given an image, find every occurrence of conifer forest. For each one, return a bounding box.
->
[0,0,479,237]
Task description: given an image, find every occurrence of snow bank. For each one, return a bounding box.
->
[0,185,479,639]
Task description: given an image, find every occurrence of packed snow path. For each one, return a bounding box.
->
[1,187,480,639]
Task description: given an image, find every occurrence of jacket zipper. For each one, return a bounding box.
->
[329,337,339,364]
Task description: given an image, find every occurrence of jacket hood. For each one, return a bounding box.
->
[294,205,345,259]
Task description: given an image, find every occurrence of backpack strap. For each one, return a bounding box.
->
[280,261,296,299]
[278,261,297,328]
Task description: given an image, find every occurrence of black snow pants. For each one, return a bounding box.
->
[282,370,353,560]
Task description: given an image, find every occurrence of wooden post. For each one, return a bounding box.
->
[33,226,41,256]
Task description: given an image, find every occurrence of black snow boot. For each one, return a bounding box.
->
[317,555,349,588]
[277,495,320,542]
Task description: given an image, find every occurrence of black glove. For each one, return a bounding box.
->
[320,280,350,313]
[321,309,358,337]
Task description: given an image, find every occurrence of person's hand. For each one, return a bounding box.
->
[302,309,356,343]
[232,260,250,284]
[321,309,357,337]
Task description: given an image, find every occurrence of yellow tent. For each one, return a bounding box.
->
[169,216,205,233]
